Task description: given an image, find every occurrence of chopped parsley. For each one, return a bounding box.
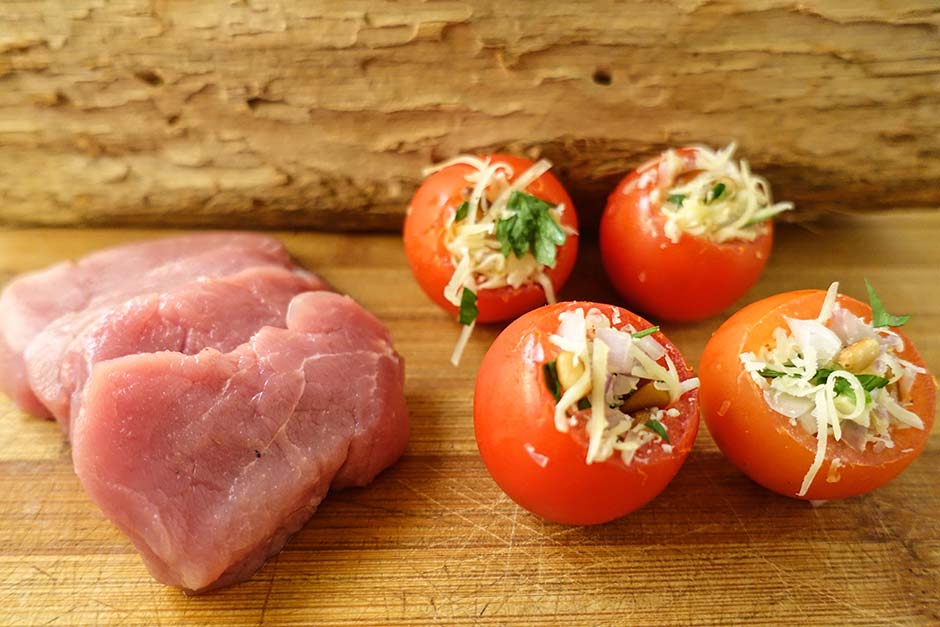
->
[667,193,686,207]
[807,368,835,386]
[850,375,890,405]
[632,326,660,340]
[865,279,910,328]
[645,419,670,442]
[543,361,562,402]
[458,288,478,326]
[454,201,470,222]
[761,366,889,405]
[495,191,567,268]
[813,369,889,404]
[706,182,727,204]
[854,374,891,391]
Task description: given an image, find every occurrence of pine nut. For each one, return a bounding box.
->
[620,382,671,413]
[556,351,586,391]
[835,338,880,373]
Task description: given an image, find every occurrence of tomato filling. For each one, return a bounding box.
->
[422,155,574,365]
[739,282,927,496]
[648,143,793,244]
[542,307,699,465]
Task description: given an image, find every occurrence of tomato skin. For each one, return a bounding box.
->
[404,154,579,323]
[473,301,699,525]
[600,148,772,322]
[700,290,937,500]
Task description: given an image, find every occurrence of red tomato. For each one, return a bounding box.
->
[700,289,936,500]
[600,147,773,322]
[404,154,579,323]
[473,301,699,525]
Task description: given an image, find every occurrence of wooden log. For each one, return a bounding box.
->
[1,1,939,231]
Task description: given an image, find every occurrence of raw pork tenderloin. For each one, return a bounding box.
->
[72,291,409,592]
[0,233,293,417]
[27,265,327,434]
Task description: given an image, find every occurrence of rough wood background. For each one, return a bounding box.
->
[0,212,938,626]
[1,1,939,230]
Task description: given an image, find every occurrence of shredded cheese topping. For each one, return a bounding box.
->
[650,143,793,244]
[740,282,926,496]
[422,155,575,366]
[547,308,699,465]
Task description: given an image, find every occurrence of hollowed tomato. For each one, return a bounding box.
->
[700,289,936,500]
[600,148,773,322]
[473,301,699,525]
[404,154,578,323]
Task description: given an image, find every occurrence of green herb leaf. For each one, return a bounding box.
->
[577,397,592,411]
[495,217,513,257]
[535,210,567,267]
[865,279,910,328]
[810,368,884,390]
[454,201,470,222]
[761,364,890,405]
[667,193,686,207]
[855,373,890,392]
[834,378,858,401]
[645,419,670,443]
[495,191,567,268]
[631,326,660,340]
[543,361,562,402]
[810,368,889,405]
[458,289,478,326]
[809,368,833,386]
[706,182,727,204]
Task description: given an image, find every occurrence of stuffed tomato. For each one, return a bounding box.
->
[600,144,792,322]
[700,282,936,500]
[404,154,578,364]
[474,302,700,525]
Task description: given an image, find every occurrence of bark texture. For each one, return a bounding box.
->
[1,1,939,230]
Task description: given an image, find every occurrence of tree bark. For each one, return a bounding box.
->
[1,1,938,231]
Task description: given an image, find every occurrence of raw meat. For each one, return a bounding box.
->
[27,266,327,433]
[0,233,294,417]
[71,291,409,592]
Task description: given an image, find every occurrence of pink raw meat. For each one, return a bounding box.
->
[72,291,409,592]
[0,233,294,417]
[27,266,328,434]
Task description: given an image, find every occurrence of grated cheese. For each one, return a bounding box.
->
[450,321,475,367]
[586,338,610,463]
[740,282,926,496]
[657,143,793,244]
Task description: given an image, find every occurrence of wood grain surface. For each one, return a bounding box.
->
[1,1,940,230]
[0,212,938,626]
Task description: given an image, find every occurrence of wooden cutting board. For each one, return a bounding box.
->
[0,213,938,626]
